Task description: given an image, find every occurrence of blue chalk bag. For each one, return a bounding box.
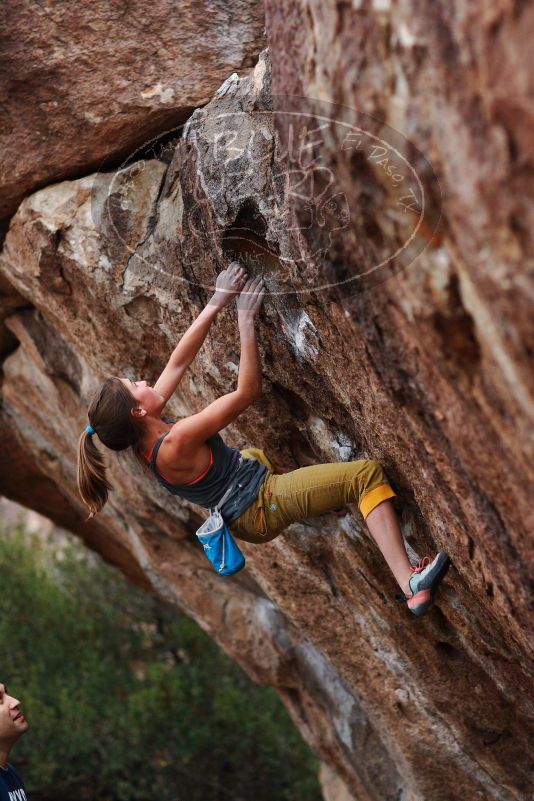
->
[196,456,246,576]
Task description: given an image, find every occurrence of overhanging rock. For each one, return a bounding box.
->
[1,33,533,801]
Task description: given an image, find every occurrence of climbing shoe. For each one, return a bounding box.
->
[396,552,451,617]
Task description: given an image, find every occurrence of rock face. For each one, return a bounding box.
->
[1,5,533,801]
[0,0,265,220]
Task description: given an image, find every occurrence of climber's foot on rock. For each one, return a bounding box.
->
[396,552,451,617]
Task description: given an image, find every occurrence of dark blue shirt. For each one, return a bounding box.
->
[148,420,268,524]
[0,763,27,801]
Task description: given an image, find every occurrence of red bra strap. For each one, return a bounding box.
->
[143,442,214,486]
[184,446,213,485]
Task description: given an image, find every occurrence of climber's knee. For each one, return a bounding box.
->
[363,459,387,484]
[357,459,397,520]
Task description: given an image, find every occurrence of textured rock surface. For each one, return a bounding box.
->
[0,0,265,220]
[1,8,533,801]
[320,763,354,801]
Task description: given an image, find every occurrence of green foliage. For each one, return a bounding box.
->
[0,522,321,801]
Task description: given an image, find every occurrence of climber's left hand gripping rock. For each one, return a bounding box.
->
[210,261,248,309]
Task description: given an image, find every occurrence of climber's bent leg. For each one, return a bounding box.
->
[230,457,397,544]
[229,452,451,616]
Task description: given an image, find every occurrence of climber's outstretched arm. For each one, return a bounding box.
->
[162,276,265,450]
[153,302,220,404]
[152,262,248,405]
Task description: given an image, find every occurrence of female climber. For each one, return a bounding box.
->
[77,260,450,617]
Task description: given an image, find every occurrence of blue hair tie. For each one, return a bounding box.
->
[86,425,95,435]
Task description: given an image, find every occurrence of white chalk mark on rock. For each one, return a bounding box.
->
[281,310,320,361]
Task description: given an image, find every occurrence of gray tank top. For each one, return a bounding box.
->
[146,419,268,524]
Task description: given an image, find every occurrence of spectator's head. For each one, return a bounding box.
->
[0,683,29,748]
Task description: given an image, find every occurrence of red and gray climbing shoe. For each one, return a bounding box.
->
[396,552,451,617]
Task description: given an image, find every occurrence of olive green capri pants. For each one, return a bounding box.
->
[228,448,397,544]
